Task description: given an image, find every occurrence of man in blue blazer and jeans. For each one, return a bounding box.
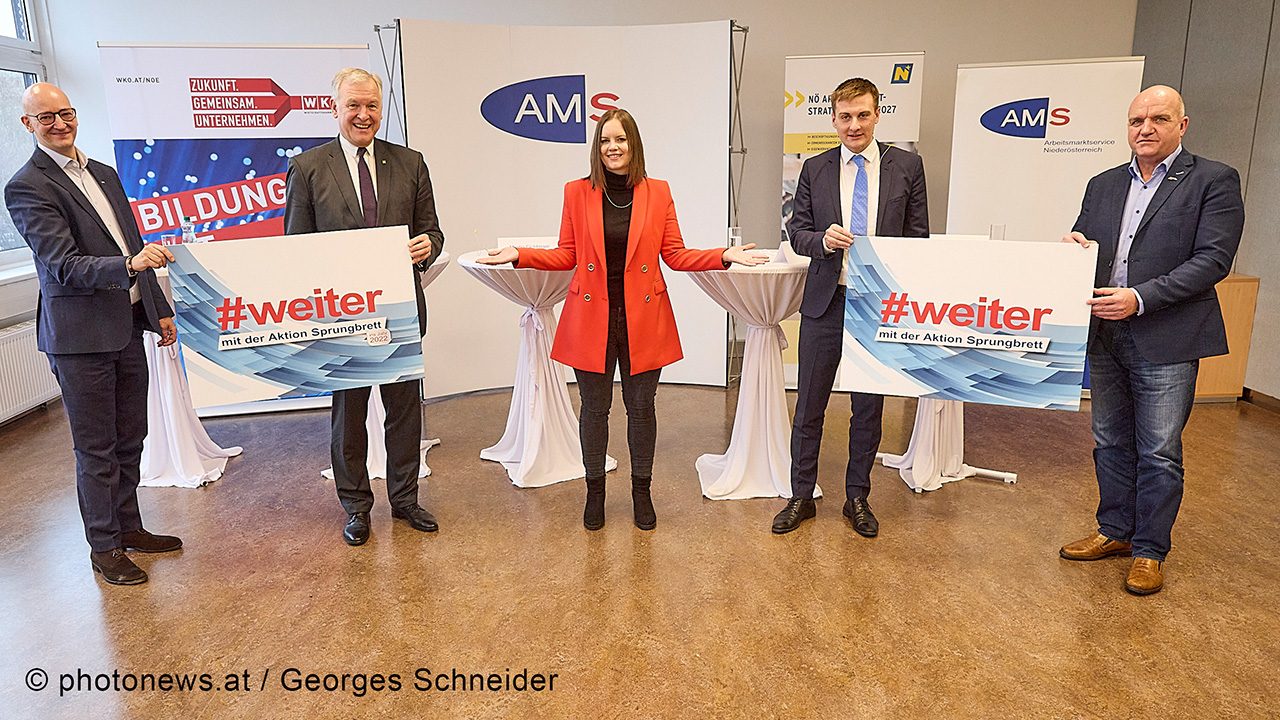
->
[5,83,181,586]
[1060,85,1244,595]
[772,78,930,537]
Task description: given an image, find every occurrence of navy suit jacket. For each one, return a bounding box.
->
[1071,149,1243,363]
[4,148,171,355]
[788,142,930,318]
[284,137,444,336]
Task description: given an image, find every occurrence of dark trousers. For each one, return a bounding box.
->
[1089,320,1198,561]
[573,306,661,479]
[330,379,422,514]
[47,306,149,553]
[790,288,884,501]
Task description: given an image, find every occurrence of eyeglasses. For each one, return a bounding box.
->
[24,108,76,126]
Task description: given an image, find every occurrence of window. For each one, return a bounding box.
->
[0,0,43,270]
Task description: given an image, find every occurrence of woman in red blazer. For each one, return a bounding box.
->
[479,109,763,531]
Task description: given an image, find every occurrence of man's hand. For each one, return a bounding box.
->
[129,243,176,272]
[1088,287,1139,320]
[409,234,436,264]
[157,317,177,347]
[823,224,855,251]
[1062,231,1092,248]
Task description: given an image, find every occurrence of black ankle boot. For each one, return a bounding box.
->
[584,476,606,530]
[631,476,656,530]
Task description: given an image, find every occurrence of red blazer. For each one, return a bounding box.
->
[517,177,725,374]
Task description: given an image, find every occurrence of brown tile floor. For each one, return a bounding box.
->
[1,387,1278,719]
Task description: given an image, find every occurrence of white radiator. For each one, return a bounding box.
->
[0,320,60,424]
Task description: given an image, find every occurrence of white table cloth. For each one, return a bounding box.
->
[322,251,451,481]
[459,248,616,488]
[689,245,820,500]
[141,271,242,488]
[878,398,1016,491]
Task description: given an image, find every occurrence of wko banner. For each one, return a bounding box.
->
[168,227,423,409]
[840,235,1097,410]
[98,44,370,244]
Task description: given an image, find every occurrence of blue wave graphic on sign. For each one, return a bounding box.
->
[480,75,586,143]
[169,254,422,397]
[845,241,1086,410]
[980,97,1051,138]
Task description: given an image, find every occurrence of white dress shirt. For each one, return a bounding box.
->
[832,140,880,287]
[338,135,378,199]
[40,144,140,303]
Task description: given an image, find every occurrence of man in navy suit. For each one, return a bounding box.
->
[5,83,182,586]
[772,78,930,537]
[285,68,444,546]
[1059,85,1244,595]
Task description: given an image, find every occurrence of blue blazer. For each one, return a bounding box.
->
[1071,149,1244,363]
[788,142,930,318]
[5,148,171,355]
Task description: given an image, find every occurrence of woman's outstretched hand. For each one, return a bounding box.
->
[475,247,519,265]
[721,243,769,267]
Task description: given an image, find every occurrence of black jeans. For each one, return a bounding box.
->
[574,307,661,479]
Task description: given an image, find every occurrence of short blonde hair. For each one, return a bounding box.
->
[332,68,383,98]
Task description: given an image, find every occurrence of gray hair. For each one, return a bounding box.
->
[331,67,383,98]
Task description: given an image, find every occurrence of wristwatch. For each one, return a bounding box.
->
[125,254,139,278]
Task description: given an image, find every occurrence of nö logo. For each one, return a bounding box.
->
[480,75,620,144]
[979,97,1070,138]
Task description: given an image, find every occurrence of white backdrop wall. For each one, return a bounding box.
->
[3,0,1140,366]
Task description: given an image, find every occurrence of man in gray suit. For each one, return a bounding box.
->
[1059,85,1243,595]
[284,68,444,546]
[772,78,930,537]
[5,83,182,585]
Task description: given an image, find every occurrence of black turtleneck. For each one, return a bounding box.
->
[602,171,633,311]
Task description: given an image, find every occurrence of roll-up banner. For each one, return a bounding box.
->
[400,20,731,394]
[945,57,1144,239]
[98,44,370,244]
[780,52,925,386]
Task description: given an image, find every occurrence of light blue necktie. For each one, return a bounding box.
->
[850,154,868,236]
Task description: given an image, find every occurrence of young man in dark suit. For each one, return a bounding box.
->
[5,83,181,585]
[284,68,444,546]
[772,78,930,537]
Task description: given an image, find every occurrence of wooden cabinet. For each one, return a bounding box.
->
[1195,273,1260,401]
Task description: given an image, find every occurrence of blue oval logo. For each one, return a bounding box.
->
[980,97,1051,138]
[480,75,586,144]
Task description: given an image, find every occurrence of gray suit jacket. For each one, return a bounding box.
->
[1071,149,1243,363]
[5,148,171,354]
[788,142,930,318]
[283,138,445,335]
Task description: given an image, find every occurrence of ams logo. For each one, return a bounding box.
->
[480,75,620,144]
[979,97,1070,138]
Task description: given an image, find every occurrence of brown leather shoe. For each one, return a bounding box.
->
[1059,533,1132,561]
[1125,558,1164,595]
[90,549,148,585]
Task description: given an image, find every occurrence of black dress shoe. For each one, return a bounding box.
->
[843,497,879,538]
[122,529,183,553]
[90,549,148,585]
[344,512,371,546]
[391,504,439,533]
[771,497,816,534]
